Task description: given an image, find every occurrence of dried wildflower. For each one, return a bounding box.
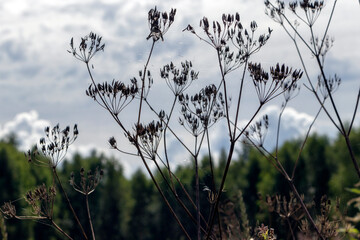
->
[86,79,138,116]
[267,192,306,222]
[1,202,16,219]
[299,0,324,26]
[299,195,339,238]
[317,74,341,100]
[265,0,286,24]
[244,115,269,148]
[184,13,271,74]
[131,70,153,99]
[130,121,164,160]
[266,0,324,26]
[226,20,272,72]
[248,62,303,104]
[282,79,300,103]
[160,61,199,96]
[310,35,334,64]
[26,124,78,168]
[108,136,117,149]
[68,32,105,63]
[70,167,103,195]
[147,7,176,42]
[179,85,225,136]
[316,196,339,238]
[25,184,56,218]
[254,223,276,240]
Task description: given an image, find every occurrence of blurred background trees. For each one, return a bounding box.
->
[1,127,359,239]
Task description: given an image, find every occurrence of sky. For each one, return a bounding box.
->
[0,0,359,177]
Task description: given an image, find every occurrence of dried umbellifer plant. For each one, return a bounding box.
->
[0,123,108,240]
[265,0,360,181]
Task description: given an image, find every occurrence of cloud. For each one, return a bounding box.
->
[245,105,314,151]
[0,110,50,151]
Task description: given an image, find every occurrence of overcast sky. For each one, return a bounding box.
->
[0,0,359,177]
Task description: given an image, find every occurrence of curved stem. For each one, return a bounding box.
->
[348,87,360,135]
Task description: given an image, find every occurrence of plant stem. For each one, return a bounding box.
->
[53,168,88,240]
[287,179,324,240]
[52,220,74,240]
[86,194,96,240]
[194,154,201,240]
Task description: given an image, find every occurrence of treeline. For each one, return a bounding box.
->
[1,128,360,239]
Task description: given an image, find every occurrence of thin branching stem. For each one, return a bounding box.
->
[53,168,88,240]
[52,220,74,240]
[152,158,209,235]
[205,141,236,239]
[163,97,178,192]
[86,194,96,240]
[216,51,232,139]
[291,104,323,180]
[286,218,295,240]
[319,0,337,53]
[194,153,201,240]
[136,145,191,240]
[144,99,194,155]
[275,102,287,157]
[233,59,249,138]
[348,88,360,135]
[136,41,156,138]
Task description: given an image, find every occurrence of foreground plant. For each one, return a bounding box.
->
[2,1,358,239]
[66,4,312,238]
[1,124,103,240]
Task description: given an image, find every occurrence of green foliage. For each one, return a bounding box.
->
[2,127,360,239]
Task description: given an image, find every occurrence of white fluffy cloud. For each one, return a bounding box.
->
[259,105,314,150]
[0,110,50,150]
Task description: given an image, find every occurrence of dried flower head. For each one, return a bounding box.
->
[130,121,164,160]
[226,20,272,71]
[317,74,341,100]
[86,79,139,116]
[68,32,105,63]
[282,79,300,103]
[249,62,303,104]
[108,136,117,149]
[254,223,276,240]
[266,192,305,222]
[266,0,324,26]
[299,0,324,26]
[25,184,56,218]
[310,35,334,64]
[179,84,225,136]
[70,167,104,195]
[160,61,199,96]
[147,7,176,41]
[26,124,78,168]
[265,0,286,24]
[184,13,271,74]
[1,202,17,219]
[244,115,269,148]
[299,195,339,238]
[131,70,153,99]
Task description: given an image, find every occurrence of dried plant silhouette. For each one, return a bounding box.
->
[1,1,359,239]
